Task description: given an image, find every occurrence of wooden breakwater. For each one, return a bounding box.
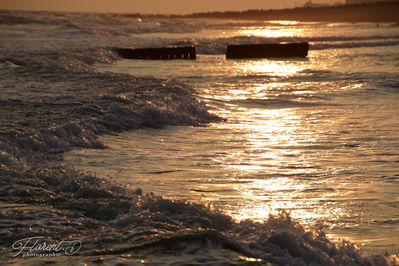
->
[117,46,196,60]
[226,42,309,59]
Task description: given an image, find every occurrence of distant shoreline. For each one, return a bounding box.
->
[162,1,399,23]
[174,1,399,22]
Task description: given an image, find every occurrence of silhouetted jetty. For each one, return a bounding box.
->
[117,46,196,60]
[226,42,309,59]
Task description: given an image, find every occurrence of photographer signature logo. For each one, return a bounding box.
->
[12,237,82,258]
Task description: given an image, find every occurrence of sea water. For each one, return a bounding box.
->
[1,10,399,263]
[65,20,399,253]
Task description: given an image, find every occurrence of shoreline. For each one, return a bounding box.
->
[176,2,399,23]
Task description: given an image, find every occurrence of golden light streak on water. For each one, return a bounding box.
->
[213,106,348,225]
[238,25,304,38]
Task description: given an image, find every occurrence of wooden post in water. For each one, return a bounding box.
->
[226,42,309,59]
[117,46,196,60]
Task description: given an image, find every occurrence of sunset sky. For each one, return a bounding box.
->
[0,0,344,14]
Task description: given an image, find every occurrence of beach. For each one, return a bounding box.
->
[1,9,399,265]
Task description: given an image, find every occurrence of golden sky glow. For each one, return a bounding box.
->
[0,0,344,14]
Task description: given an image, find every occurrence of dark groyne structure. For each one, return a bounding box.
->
[117,46,196,60]
[226,42,309,59]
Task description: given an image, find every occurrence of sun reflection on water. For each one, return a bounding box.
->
[238,25,304,38]
[234,59,306,78]
[203,54,349,226]
[217,106,336,224]
[227,175,347,224]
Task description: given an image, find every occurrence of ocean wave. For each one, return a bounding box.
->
[0,11,56,25]
[0,45,220,172]
[312,40,399,50]
[0,60,20,70]
[3,47,117,72]
[0,44,237,265]
[2,177,398,265]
